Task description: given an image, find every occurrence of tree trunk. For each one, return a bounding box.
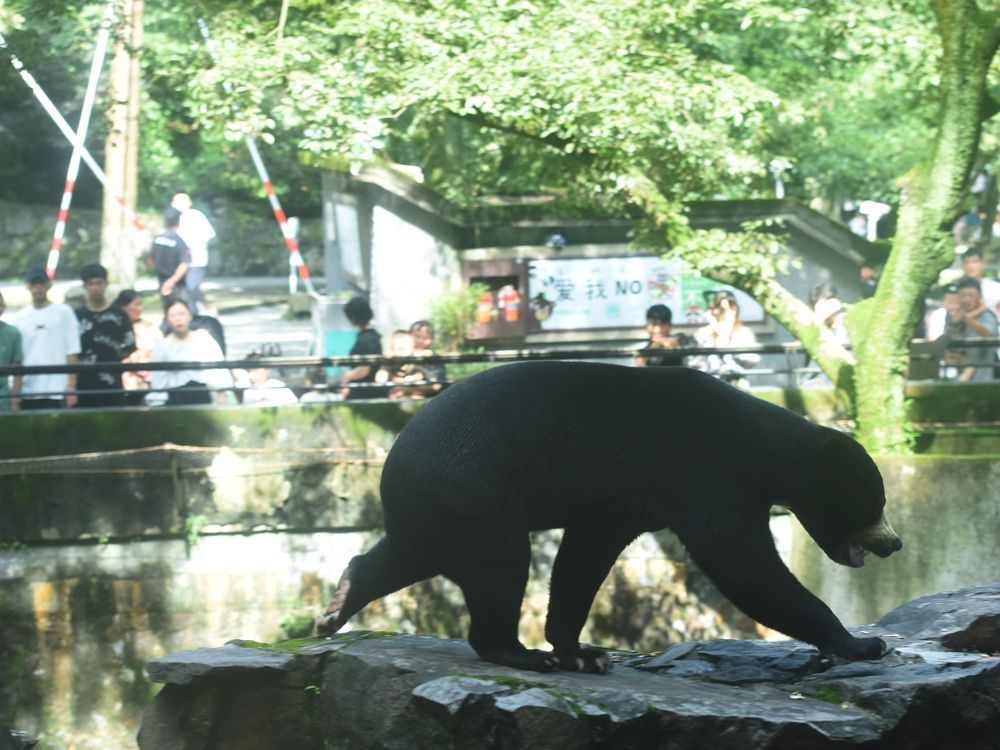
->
[100,0,143,286]
[849,0,1000,453]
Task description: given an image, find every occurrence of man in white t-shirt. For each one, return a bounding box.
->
[171,192,216,313]
[13,264,81,409]
[961,249,1000,316]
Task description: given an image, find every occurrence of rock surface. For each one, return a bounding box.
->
[0,725,38,750]
[139,584,1000,750]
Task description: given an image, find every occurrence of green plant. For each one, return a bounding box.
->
[430,282,488,352]
[280,611,317,639]
[813,685,843,704]
[184,514,209,548]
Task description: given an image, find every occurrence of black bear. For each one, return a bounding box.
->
[317,361,902,673]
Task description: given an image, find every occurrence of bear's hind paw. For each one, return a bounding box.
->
[824,635,887,661]
[557,646,612,674]
[477,647,560,672]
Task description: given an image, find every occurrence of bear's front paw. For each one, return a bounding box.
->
[826,635,886,661]
[556,646,612,674]
[314,612,341,637]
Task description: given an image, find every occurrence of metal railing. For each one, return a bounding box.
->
[0,337,997,409]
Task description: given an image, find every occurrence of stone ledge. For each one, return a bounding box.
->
[139,584,1000,749]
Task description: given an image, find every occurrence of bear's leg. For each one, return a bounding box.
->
[681,514,886,660]
[545,527,635,673]
[315,537,436,635]
[451,536,559,672]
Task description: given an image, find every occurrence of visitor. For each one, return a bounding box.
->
[0,291,23,413]
[150,208,191,314]
[398,319,448,398]
[809,283,850,346]
[927,285,959,341]
[930,285,963,380]
[236,352,298,406]
[340,296,384,399]
[799,284,851,388]
[635,304,687,367]
[944,277,998,383]
[690,290,759,387]
[960,248,1000,316]
[147,300,232,406]
[859,264,878,299]
[114,289,163,402]
[374,330,419,391]
[953,209,984,251]
[13,264,80,409]
[75,263,136,408]
[171,192,216,314]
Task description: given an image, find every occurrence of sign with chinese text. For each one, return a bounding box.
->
[527,256,764,330]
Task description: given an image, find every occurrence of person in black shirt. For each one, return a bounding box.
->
[76,263,137,407]
[341,296,385,399]
[635,304,688,367]
[150,207,191,312]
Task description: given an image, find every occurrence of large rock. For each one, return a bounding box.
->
[139,585,1000,750]
[0,726,37,750]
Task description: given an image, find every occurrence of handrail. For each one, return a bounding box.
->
[0,337,996,406]
[1,337,997,377]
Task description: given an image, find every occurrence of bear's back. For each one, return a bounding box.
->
[385,361,815,499]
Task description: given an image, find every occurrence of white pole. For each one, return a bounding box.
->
[0,30,145,236]
[46,0,118,278]
[197,18,317,296]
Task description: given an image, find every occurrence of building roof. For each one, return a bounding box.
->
[324,163,882,265]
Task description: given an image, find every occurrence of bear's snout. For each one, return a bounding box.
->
[856,510,902,558]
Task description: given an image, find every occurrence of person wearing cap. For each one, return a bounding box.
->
[0,290,23,413]
[171,192,216,314]
[150,207,191,313]
[12,264,81,409]
[943,276,998,382]
[75,263,136,408]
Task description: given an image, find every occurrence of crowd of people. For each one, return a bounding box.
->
[633,248,1000,385]
[925,250,1000,382]
[634,291,761,388]
[0,267,449,411]
[3,198,1000,411]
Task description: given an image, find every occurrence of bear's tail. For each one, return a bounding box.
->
[315,536,435,636]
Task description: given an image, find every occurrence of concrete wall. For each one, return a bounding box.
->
[792,455,1000,627]
[369,205,462,335]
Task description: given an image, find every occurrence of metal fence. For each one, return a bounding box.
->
[0,337,998,408]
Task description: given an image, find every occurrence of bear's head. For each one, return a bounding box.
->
[792,429,902,568]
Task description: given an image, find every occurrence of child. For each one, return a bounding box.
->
[375,331,420,387]
[238,352,298,406]
[389,320,447,399]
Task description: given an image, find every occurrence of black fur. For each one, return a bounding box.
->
[317,361,898,672]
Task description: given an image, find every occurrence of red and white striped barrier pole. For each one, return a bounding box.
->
[244,138,317,295]
[0,30,145,242]
[197,18,317,296]
[46,0,117,279]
